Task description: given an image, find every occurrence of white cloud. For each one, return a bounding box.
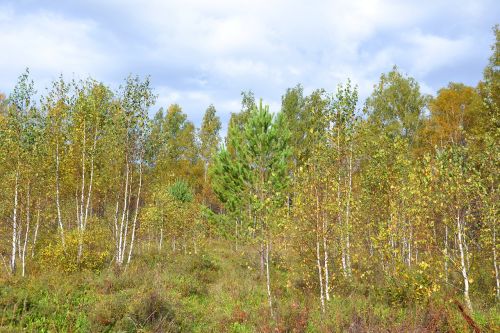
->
[0,4,119,92]
[155,86,182,108]
[404,31,474,75]
[0,0,497,127]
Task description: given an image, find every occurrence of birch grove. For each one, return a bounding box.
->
[0,28,498,324]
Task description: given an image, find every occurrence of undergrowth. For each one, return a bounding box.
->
[0,240,498,332]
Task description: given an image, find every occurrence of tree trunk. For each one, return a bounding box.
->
[493,225,499,301]
[322,228,330,301]
[203,161,208,206]
[17,221,22,261]
[21,184,30,277]
[259,242,265,276]
[122,174,133,261]
[316,238,325,313]
[444,224,449,284]
[78,120,86,262]
[159,228,163,252]
[316,185,330,301]
[118,161,129,264]
[337,118,349,277]
[408,222,413,267]
[75,190,80,230]
[84,121,98,229]
[345,146,353,276]
[31,202,40,258]
[338,172,348,277]
[55,142,65,249]
[11,170,19,274]
[457,209,472,312]
[113,199,120,259]
[265,240,274,319]
[79,126,97,261]
[314,172,326,312]
[127,161,143,265]
[121,175,133,262]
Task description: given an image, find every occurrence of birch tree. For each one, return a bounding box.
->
[44,76,73,250]
[4,69,37,274]
[114,75,155,266]
[199,104,221,207]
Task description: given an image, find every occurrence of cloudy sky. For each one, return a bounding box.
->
[0,0,498,128]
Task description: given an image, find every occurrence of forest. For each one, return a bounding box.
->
[0,26,498,332]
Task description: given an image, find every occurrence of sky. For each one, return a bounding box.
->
[0,0,498,129]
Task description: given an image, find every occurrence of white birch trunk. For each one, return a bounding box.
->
[55,142,65,249]
[75,190,80,230]
[80,121,86,230]
[322,230,330,301]
[122,171,133,262]
[77,121,87,262]
[337,117,348,277]
[84,122,98,230]
[80,127,97,259]
[316,239,325,313]
[113,198,120,257]
[259,242,265,276]
[265,240,274,319]
[338,172,348,277]
[345,146,353,276]
[457,209,472,312]
[317,186,330,301]
[77,125,98,262]
[127,161,142,264]
[493,225,499,301]
[314,174,326,312]
[159,228,163,251]
[21,185,30,277]
[444,225,449,284]
[117,161,129,264]
[408,223,412,267]
[11,169,19,274]
[32,202,40,258]
[17,222,22,261]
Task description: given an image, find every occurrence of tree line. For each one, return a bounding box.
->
[0,27,498,317]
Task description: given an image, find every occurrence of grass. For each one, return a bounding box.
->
[0,240,498,332]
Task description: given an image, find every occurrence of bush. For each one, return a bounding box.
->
[38,226,111,273]
[129,290,179,332]
[379,261,440,306]
[90,292,130,330]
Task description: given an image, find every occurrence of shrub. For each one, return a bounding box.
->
[38,226,111,273]
[129,290,179,332]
